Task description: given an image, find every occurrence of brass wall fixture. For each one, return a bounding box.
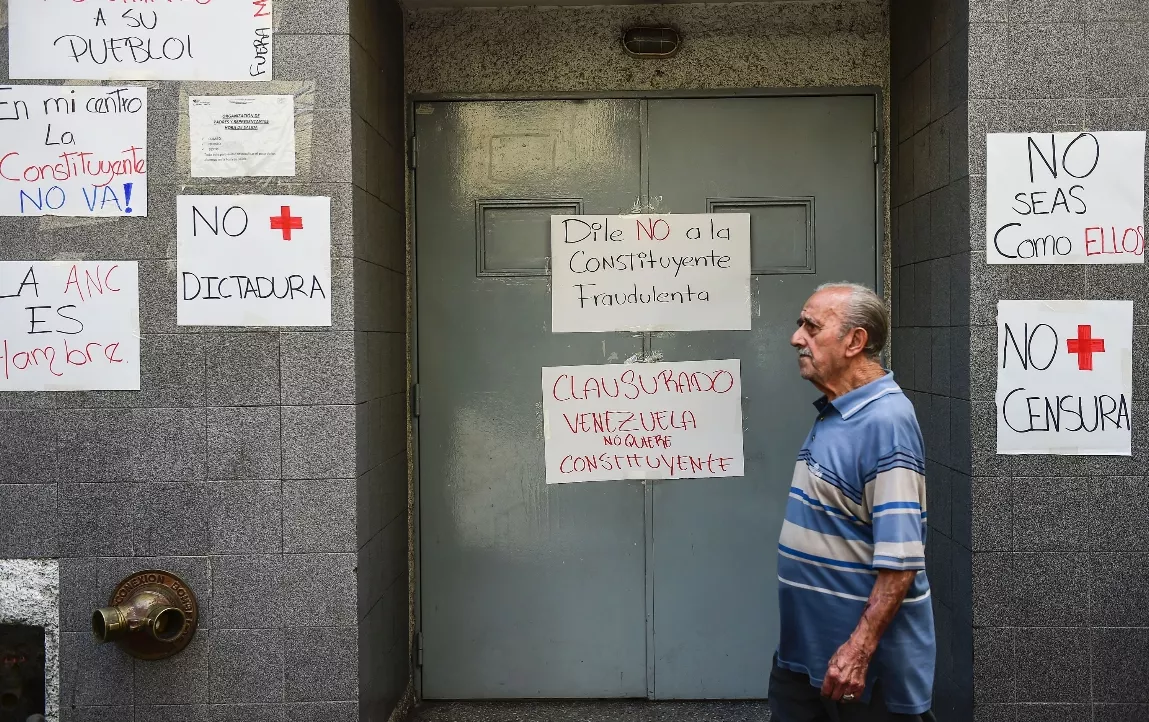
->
[92,570,199,660]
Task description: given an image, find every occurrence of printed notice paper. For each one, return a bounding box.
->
[541,360,745,484]
[177,195,331,327]
[550,213,751,333]
[986,132,1146,264]
[189,96,295,178]
[996,300,1133,455]
[8,0,272,81]
[0,86,147,217]
[0,261,140,391]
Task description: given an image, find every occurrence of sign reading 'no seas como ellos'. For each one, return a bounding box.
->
[986,131,1145,264]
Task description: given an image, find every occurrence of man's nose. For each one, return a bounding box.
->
[790,329,803,348]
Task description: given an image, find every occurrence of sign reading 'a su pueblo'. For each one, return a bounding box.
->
[996,300,1133,455]
[550,213,751,332]
[986,131,1146,264]
[8,0,273,81]
[542,360,745,484]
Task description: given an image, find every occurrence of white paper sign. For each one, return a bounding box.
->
[550,213,751,333]
[189,96,295,178]
[0,86,147,217]
[8,0,272,81]
[986,132,1145,264]
[177,195,331,327]
[0,261,140,390]
[542,360,745,483]
[996,300,1132,455]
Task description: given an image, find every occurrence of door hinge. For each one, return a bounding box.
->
[411,383,421,417]
[872,130,880,164]
[415,631,424,667]
[408,134,417,169]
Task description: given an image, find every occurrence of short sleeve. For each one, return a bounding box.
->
[869,445,927,572]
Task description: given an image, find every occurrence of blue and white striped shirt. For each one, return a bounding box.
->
[776,372,935,715]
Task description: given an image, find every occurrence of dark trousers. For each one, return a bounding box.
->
[767,658,936,722]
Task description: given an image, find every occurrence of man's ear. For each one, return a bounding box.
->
[843,327,869,359]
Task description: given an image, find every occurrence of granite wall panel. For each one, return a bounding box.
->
[0,0,409,717]
[891,1,971,720]
[963,0,1149,718]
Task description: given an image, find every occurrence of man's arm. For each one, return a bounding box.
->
[820,568,917,702]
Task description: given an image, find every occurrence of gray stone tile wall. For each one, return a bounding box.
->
[890,2,973,721]
[960,0,1149,719]
[0,0,409,718]
[351,0,410,719]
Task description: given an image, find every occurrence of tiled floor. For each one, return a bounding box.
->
[411,701,772,722]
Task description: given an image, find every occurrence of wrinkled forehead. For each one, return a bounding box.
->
[800,288,849,325]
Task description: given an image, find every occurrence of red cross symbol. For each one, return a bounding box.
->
[1066,325,1105,371]
[270,206,303,240]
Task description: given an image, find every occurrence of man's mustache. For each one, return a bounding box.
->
[797,348,813,358]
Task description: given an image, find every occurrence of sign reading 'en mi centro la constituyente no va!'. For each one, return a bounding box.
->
[7,0,273,81]
[986,131,1146,264]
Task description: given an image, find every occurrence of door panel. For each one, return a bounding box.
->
[645,96,878,698]
[415,100,648,699]
[416,95,879,700]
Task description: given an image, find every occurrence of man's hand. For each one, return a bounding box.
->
[821,568,917,703]
[821,639,871,702]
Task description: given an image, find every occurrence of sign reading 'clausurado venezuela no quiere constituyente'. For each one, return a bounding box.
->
[542,360,745,484]
[549,213,751,333]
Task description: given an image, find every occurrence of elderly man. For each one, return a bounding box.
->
[768,283,935,722]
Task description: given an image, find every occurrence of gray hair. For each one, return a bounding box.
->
[815,282,888,359]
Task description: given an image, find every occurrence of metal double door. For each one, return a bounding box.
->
[414,95,878,699]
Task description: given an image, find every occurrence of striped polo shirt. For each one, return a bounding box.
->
[775,372,934,715]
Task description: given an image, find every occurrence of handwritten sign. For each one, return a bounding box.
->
[987,132,1145,264]
[542,360,745,484]
[8,0,272,81]
[0,86,147,217]
[550,213,751,333]
[177,195,331,327]
[996,300,1132,455]
[0,261,140,391]
[189,96,295,178]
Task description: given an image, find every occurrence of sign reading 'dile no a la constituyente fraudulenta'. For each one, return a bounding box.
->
[986,131,1146,264]
[0,85,147,217]
[996,300,1133,455]
[541,359,745,484]
[0,261,140,391]
[550,213,751,333]
[7,0,272,81]
[177,195,331,327]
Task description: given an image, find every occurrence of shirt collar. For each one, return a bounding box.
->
[812,371,900,420]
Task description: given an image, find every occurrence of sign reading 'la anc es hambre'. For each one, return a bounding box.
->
[996,300,1133,455]
[0,261,140,391]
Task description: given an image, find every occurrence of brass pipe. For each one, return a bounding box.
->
[92,570,199,660]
